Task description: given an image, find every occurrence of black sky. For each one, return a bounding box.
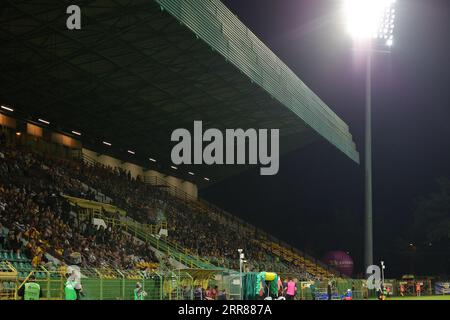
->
[202,0,450,276]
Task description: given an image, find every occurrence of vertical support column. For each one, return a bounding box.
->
[364,51,374,272]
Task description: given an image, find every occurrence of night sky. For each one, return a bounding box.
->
[202,0,450,276]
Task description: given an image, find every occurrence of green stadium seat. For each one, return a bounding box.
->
[9,282,16,290]
[13,253,23,261]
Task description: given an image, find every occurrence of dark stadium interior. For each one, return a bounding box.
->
[0,0,345,187]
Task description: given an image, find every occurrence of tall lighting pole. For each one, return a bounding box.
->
[343,0,397,272]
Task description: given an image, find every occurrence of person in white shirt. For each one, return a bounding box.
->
[67,266,83,300]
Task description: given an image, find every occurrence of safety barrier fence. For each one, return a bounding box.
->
[0,266,199,300]
[1,260,442,301]
[0,260,18,300]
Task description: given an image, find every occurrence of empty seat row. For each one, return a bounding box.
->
[0,281,16,290]
[12,262,33,271]
[0,251,30,262]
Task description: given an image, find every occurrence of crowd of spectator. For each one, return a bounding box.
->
[0,134,311,276]
[0,144,159,270]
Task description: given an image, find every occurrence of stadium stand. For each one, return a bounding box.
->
[0,124,345,300]
[0,125,339,278]
[0,0,367,301]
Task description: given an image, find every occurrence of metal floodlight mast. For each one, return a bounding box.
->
[343,0,397,273]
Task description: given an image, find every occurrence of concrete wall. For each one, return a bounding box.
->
[51,132,82,149]
[0,114,16,129]
[26,123,43,138]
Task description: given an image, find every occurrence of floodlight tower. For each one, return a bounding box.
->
[343,0,397,272]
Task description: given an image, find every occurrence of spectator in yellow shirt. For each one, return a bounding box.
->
[32,252,44,268]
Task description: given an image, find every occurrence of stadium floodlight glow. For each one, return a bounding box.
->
[127,150,135,155]
[71,130,81,136]
[102,141,112,146]
[344,0,397,46]
[38,118,50,125]
[1,105,14,112]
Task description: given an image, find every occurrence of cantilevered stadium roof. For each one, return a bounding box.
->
[0,0,359,187]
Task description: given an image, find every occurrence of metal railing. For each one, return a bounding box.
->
[5,265,198,300]
[0,260,18,300]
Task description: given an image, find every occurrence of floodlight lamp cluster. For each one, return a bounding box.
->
[344,0,397,47]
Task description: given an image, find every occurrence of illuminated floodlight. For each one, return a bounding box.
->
[38,118,50,125]
[149,158,157,162]
[71,130,81,136]
[344,0,397,46]
[102,141,112,146]
[1,105,14,112]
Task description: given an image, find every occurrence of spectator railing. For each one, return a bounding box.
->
[10,267,197,300]
[0,260,18,300]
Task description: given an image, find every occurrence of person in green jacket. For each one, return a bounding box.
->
[17,275,43,300]
[310,283,317,300]
[134,282,147,300]
[65,278,78,300]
